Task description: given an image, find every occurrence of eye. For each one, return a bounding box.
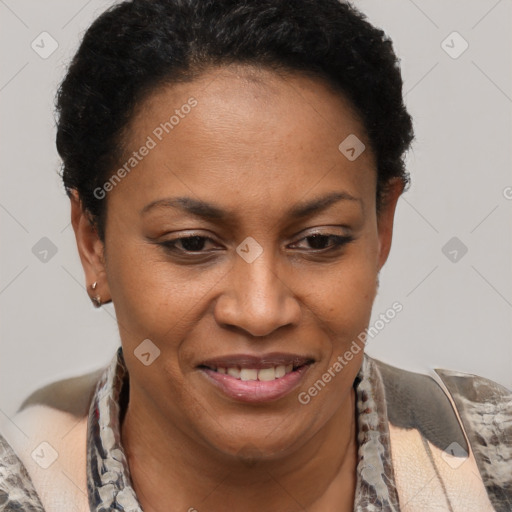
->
[160,235,219,254]
[290,233,354,251]
[157,232,354,257]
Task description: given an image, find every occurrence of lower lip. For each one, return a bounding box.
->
[199,365,311,403]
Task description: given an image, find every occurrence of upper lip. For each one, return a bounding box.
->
[198,352,315,370]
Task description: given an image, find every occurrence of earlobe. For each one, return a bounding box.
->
[69,190,111,306]
[376,178,404,272]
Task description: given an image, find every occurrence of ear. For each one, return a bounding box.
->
[69,190,111,305]
[376,178,404,272]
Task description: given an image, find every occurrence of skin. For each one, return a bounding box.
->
[71,64,403,511]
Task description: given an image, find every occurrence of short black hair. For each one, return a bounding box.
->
[56,0,414,241]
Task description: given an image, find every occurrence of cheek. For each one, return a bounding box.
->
[296,252,377,418]
[106,239,226,344]
[306,244,379,331]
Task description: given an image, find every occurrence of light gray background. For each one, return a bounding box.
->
[1,0,511,419]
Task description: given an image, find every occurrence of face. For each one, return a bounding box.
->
[73,65,402,460]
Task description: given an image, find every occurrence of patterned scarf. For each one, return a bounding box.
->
[86,347,401,511]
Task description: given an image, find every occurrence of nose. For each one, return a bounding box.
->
[214,251,301,337]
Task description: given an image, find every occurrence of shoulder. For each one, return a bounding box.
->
[434,366,512,508]
[0,368,104,512]
[0,432,45,510]
[18,368,103,415]
[368,355,512,512]
[371,356,512,459]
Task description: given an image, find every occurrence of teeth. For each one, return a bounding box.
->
[227,367,241,379]
[215,364,296,381]
[240,368,258,381]
[258,367,276,381]
[275,365,286,378]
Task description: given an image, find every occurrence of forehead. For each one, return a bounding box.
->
[109,64,377,218]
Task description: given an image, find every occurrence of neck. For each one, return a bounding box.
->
[121,386,358,512]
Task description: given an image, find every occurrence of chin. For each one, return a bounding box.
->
[197,414,314,462]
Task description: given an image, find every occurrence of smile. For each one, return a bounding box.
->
[206,364,295,381]
[197,353,314,403]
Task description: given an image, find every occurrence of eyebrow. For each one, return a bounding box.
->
[140,191,361,220]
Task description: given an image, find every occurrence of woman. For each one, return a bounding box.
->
[0,0,510,510]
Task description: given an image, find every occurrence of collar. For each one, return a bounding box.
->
[86,347,400,511]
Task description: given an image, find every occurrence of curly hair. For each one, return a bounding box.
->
[56,0,414,241]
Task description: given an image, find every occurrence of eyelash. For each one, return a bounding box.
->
[159,233,354,256]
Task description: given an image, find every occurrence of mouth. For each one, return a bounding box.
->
[197,353,314,403]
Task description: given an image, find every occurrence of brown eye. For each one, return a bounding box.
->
[306,234,332,250]
[177,236,207,251]
[160,235,217,253]
[292,234,354,251]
